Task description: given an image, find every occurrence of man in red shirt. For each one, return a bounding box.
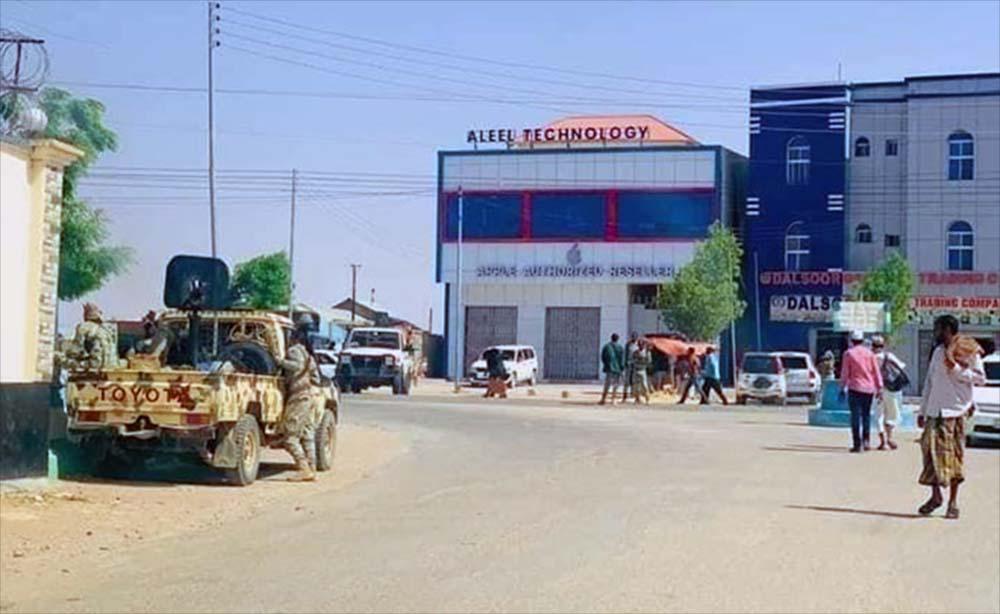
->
[839,330,884,452]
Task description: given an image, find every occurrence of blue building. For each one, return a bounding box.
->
[742,84,850,358]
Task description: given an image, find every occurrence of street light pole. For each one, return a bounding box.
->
[287,169,297,319]
[453,187,464,388]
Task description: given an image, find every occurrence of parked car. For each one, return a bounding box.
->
[968,352,1000,445]
[777,352,821,404]
[736,352,787,405]
[469,345,538,388]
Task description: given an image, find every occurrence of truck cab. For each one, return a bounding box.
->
[336,327,412,395]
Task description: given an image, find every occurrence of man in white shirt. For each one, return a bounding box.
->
[917,315,986,520]
[872,335,906,451]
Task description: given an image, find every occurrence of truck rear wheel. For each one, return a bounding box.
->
[315,409,337,472]
[226,415,261,486]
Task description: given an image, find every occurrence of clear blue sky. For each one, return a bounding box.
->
[2,0,998,332]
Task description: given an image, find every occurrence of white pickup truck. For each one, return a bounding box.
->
[336,327,413,395]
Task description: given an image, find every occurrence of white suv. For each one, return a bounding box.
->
[470,345,538,388]
[737,352,787,405]
[777,352,821,404]
[968,352,1000,445]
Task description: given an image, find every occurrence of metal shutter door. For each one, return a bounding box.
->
[544,307,600,380]
[464,306,518,374]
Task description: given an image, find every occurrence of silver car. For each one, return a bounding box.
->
[777,352,821,404]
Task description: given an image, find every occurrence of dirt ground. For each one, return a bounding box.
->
[0,424,404,596]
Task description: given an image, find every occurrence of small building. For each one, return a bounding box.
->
[437,115,747,381]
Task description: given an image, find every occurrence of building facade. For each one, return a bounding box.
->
[437,115,746,381]
[743,73,1000,390]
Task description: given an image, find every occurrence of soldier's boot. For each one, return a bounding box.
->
[287,459,316,482]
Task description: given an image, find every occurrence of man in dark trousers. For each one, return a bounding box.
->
[839,330,883,452]
[700,346,728,405]
[599,333,625,405]
[677,347,706,404]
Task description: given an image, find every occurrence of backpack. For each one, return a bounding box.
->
[882,357,909,392]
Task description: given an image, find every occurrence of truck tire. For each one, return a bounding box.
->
[392,374,404,395]
[226,415,261,486]
[218,342,277,376]
[315,409,337,472]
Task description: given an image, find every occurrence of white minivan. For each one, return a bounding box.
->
[470,345,539,388]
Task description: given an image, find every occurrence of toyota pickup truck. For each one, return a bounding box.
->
[64,257,339,485]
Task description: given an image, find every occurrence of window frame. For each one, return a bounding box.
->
[786,136,810,186]
[885,139,898,157]
[854,137,871,158]
[946,221,974,271]
[948,131,974,181]
[855,223,873,244]
[884,234,900,248]
[784,222,810,271]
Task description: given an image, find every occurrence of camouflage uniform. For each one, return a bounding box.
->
[64,304,118,370]
[280,342,322,473]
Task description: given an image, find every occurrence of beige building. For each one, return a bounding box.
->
[1,138,84,384]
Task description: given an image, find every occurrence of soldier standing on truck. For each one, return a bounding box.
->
[64,303,118,370]
[279,316,323,482]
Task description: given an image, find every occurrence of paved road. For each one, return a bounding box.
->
[6,398,1000,613]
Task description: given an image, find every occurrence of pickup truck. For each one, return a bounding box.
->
[336,327,412,395]
[64,257,339,485]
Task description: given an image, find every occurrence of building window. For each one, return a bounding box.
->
[947,221,974,270]
[531,192,605,239]
[855,224,873,244]
[854,137,871,157]
[617,191,713,238]
[948,131,974,180]
[884,234,900,247]
[444,193,521,240]
[885,139,898,156]
[786,136,810,185]
[784,222,810,271]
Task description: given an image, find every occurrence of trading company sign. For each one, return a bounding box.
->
[770,295,842,322]
[911,296,1000,326]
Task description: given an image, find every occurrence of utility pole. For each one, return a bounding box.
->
[753,251,762,351]
[453,187,464,387]
[207,1,220,257]
[287,169,297,319]
[349,264,361,322]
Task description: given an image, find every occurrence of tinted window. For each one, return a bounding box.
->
[501,350,516,360]
[349,331,400,349]
[743,355,778,373]
[445,193,521,239]
[531,193,605,238]
[617,192,713,238]
[985,362,1000,382]
[315,354,334,365]
[780,356,808,369]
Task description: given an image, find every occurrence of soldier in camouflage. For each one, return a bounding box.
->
[64,303,118,370]
[279,317,323,482]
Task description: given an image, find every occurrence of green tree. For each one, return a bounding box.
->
[853,251,916,339]
[231,252,291,310]
[35,88,133,300]
[657,223,746,342]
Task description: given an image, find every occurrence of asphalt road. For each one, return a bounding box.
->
[5,397,1000,613]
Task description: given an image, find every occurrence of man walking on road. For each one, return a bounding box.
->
[677,347,706,404]
[700,346,728,405]
[839,330,883,453]
[599,333,625,405]
[917,315,986,520]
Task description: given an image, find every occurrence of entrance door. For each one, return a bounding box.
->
[544,307,600,380]
[464,307,517,375]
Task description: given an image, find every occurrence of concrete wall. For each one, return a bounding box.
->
[1,139,83,384]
